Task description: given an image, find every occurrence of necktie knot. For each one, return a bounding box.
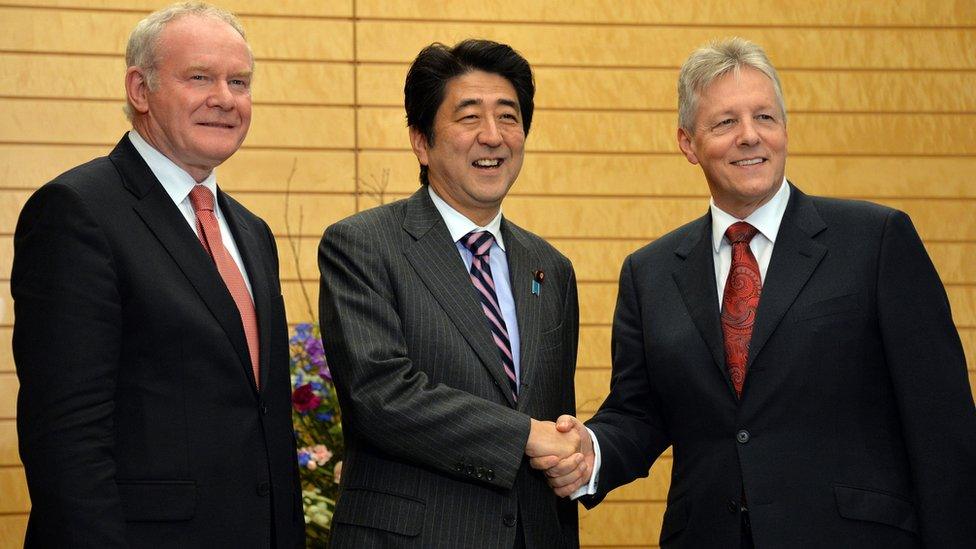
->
[189,185,215,213]
[463,230,494,258]
[725,222,759,245]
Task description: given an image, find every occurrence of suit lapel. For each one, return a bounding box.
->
[401,189,517,407]
[219,190,271,391]
[501,221,542,410]
[746,184,827,371]
[671,214,733,395]
[111,137,256,392]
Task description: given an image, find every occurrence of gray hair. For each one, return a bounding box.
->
[123,2,250,120]
[677,37,786,134]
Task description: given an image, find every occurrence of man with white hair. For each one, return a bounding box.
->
[12,3,304,546]
[536,37,975,548]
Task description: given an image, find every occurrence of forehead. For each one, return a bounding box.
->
[439,70,519,110]
[698,67,777,111]
[157,15,252,68]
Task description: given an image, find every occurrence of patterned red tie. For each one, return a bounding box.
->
[463,231,518,402]
[721,222,762,398]
[189,185,261,389]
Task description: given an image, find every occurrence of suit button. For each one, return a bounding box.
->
[465,465,475,476]
[476,467,485,479]
[728,498,739,513]
[259,401,269,415]
[503,514,517,527]
[486,469,495,481]
[736,430,750,444]
[256,481,270,496]
[454,462,464,472]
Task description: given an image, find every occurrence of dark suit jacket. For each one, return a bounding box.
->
[318,188,579,548]
[12,136,304,548]
[585,184,976,548]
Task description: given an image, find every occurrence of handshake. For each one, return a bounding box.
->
[525,416,596,497]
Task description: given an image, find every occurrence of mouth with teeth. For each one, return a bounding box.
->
[472,158,503,169]
[732,157,765,166]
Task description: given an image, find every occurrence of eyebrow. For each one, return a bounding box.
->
[185,65,253,78]
[452,97,520,113]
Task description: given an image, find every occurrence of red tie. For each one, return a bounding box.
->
[722,222,762,398]
[189,185,260,389]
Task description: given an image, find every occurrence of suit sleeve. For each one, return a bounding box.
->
[582,254,671,507]
[12,183,127,546]
[318,221,531,490]
[876,210,976,545]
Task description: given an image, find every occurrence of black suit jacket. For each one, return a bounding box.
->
[12,136,304,547]
[585,184,976,548]
[318,188,579,548]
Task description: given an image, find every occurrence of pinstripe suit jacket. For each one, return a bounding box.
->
[318,188,580,548]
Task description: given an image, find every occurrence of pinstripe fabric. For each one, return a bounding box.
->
[464,231,519,401]
[319,188,580,548]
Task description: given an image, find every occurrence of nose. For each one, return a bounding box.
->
[206,80,235,110]
[737,119,760,147]
[478,118,503,147]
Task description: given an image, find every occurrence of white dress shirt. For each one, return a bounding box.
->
[127,130,253,298]
[573,178,791,498]
[428,187,522,384]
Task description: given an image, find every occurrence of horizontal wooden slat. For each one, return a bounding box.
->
[0,420,18,466]
[0,514,27,549]
[0,374,16,419]
[356,0,976,26]
[233,192,356,238]
[580,501,664,546]
[358,150,976,199]
[0,145,356,193]
[0,467,29,513]
[358,64,976,113]
[357,106,976,155]
[355,22,976,69]
[0,0,353,17]
[0,8,354,61]
[0,99,355,149]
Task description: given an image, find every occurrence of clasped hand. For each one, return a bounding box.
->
[525,415,595,497]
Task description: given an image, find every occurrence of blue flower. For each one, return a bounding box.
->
[316,412,333,422]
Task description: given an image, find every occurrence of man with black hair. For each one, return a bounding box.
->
[318,39,581,548]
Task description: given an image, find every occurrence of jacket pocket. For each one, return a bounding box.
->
[833,484,918,533]
[333,487,425,536]
[117,480,196,522]
[794,293,860,322]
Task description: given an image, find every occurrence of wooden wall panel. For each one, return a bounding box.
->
[1,1,973,546]
[0,421,18,465]
[0,1,353,17]
[356,22,976,69]
[356,0,976,26]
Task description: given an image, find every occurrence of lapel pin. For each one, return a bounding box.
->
[532,270,544,296]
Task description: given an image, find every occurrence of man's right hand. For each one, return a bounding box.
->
[528,415,595,497]
[525,418,581,460]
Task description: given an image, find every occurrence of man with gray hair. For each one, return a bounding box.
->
[12,2,304,546]
[534,37,975,547]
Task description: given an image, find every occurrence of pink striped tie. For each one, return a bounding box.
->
[189,185,261,389]
[463,231,518,401]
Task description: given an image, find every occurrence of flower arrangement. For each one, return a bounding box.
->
[290,322,343,546]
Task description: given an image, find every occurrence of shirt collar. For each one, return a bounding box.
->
[428,186,506,251]
[710,177,790,253]
[127,130,219,206]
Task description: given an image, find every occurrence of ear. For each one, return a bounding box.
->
[677,127,699,165]
[125,66,151,116]
[408,126,430,167]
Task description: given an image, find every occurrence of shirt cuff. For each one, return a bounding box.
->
[570,426,601,499]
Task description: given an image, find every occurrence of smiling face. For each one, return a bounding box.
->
[410,70,526,225]
[677,67,787,219]
[126,15,253,182]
